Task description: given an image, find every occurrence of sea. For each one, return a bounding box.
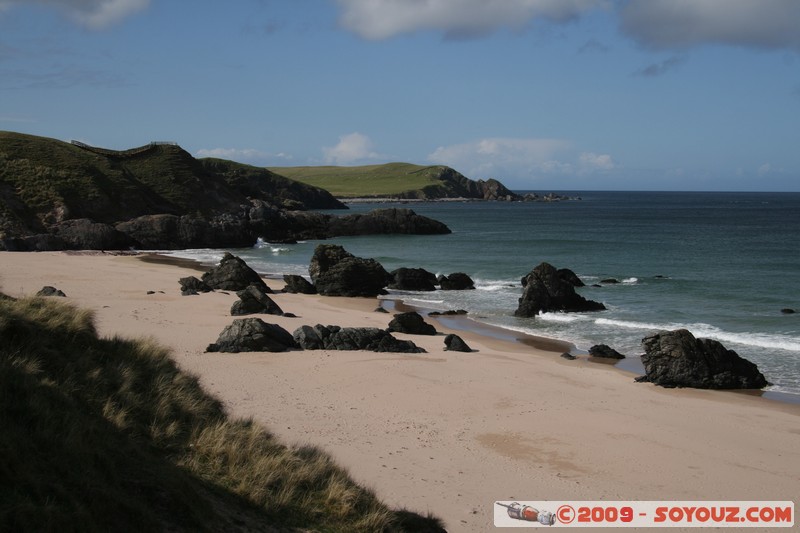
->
[164,191,800,400]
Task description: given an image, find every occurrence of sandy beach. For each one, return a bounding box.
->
[2,252,797,531]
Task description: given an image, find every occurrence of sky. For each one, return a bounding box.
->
[1,0,799,191]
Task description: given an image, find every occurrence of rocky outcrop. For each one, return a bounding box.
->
[282,275,317,294]
[515,262,606,317]
[557,268,585,287]
[389,268,437,291]
[36,286,66,297]
[309,244,390,297]
[387,312,437,336]
[206,318,297,353]
[589,344,626,359]
[201,253,271,292]
[292,325,425,353]
[636,329,768,389]
[230,285,284,316]
[444,334,472,352]
[437,273,475,291]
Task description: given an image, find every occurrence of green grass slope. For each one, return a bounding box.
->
[270,162,476,199]
[0,294,443,532]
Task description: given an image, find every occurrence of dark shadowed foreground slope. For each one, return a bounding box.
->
[0,294,444,532]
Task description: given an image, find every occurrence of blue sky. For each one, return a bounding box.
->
[1,0,798,191]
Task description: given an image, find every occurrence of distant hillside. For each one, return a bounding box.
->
[270,162,521,200]
[0,131,344,237]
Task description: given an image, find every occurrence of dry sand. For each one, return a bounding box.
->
[2,252,798,532]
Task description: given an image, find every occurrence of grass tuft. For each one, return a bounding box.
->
[0,294,445,532]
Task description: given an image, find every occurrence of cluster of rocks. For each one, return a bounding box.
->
[191,252,771,392]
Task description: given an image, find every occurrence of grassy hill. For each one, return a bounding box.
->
[0,293,443,532]
[270,162,517,200]
[0,131,344,237]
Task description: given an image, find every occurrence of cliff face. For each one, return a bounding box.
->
[0,132,450,250]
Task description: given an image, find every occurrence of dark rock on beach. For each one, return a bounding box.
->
[444,334,472,352]
[231,285,284,316]
[515,262,606,317]
[589,344,626,359]
[637,329,768,389]
[309,244,390,297]
[36,286,66,297]
[207,318,297,353]
[292,324,425,353]
[282,274,317,294]
[389,267,437,292]
[179,276,211,296]
[202,252,271,292]
[387,312,437,336]
[437,272,475,290]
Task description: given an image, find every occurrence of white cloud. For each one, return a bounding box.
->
[427,138,618,181]
[620,0,800,50]
[428,137,571,177]
[195,147,292,164]
[336,0,605,40]
[579,152,615,172]
[322,132,380,165]
[2,0,150,29]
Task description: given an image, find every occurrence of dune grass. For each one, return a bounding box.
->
[0,294,444,532]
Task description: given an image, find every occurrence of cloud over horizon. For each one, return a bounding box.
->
[336,0,604,40]
[322,132,381,165]
[0,0,149,29]
[427,137,615,183]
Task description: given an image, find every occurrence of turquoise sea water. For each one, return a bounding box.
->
[167,192,800,397]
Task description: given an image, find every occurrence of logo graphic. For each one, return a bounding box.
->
[496,502,556,525]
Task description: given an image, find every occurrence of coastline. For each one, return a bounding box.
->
[2,251,798,532]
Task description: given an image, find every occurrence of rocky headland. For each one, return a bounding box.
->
[0,132,450,250]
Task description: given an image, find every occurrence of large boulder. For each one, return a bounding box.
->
[206,318,297,353]
[292,325,425,353]
[444,334,472,352]
[282,274,317,294]
[388,267,437,291]
[201,253,270,292]
[308,244,390,297]
[515,262,606,317]
[387,312,437,336]
[231,285,284,316]
[637,329,769,389]
[437,273,475,290]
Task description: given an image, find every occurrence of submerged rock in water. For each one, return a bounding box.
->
[389,267,437,291]
[515,262,606,317]
[437,273,475,290]
[637,329,768,389]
